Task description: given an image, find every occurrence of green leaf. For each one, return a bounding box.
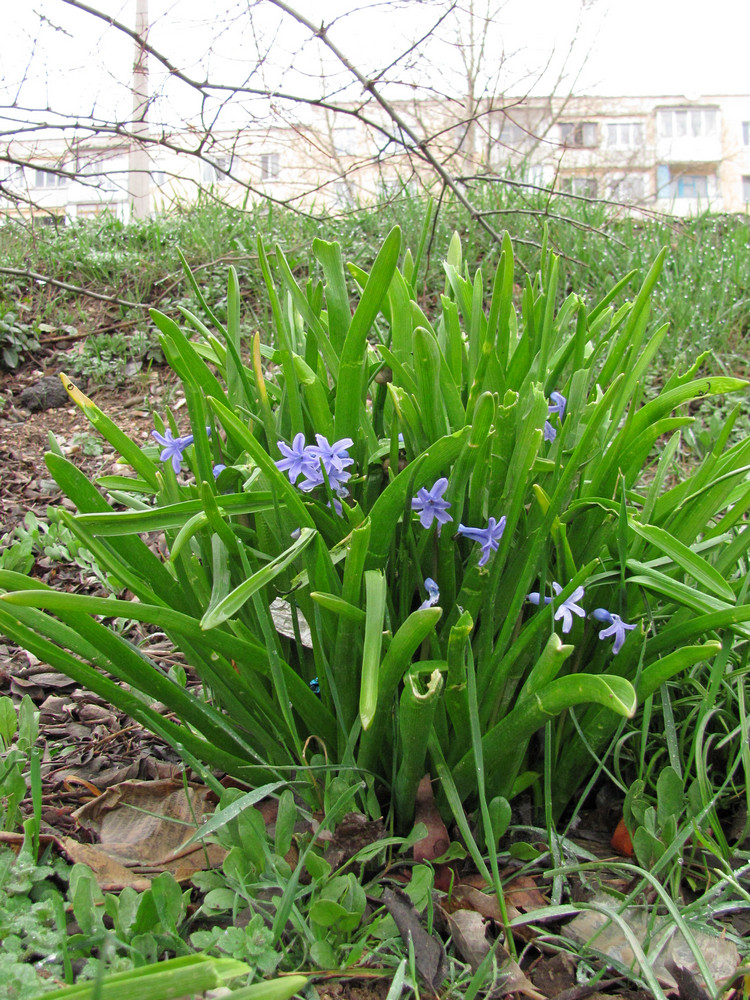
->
[656,766,684,829]
[335,226,401,442]
[360,570,387,730]
[201,527,316,629]
[629,521,735,602]
[59,374,160,490]
[310,591,366,623]
[453,673,637,801]
[28,956,253,1000]
[179,783,284,850]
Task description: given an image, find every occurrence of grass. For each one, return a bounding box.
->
[1,183,750,998]
[2,184,750,375]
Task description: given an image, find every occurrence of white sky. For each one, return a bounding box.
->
[1,0,748,134]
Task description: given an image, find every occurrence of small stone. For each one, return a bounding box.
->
[19,377,70,412]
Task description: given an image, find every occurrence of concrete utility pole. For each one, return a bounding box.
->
[128,0,150,219]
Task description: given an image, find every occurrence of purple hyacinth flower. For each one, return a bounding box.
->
[544,390,567,443]
[528,581,586,634]
[412,478,453,531]
[152,428,195,474]
[548,391,567,420]
[527,591,553,606]
[456,515,506,566]
[419,577,440,610]
[551,581,586,633]
[593,607,637,654]
[213,464,227,478]
[276,433,317,484]
[308,435,354,474]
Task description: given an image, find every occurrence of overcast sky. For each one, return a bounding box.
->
[1,0,748,135]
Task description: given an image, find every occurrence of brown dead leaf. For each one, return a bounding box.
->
[0,830,151,891]
[58,838,152,891]
[448,884,521,923]
[437,908,547,1000]
[72,778,226,879]
[382,885,447,988]
[441,907,491,971]
[504,873,548,912]
[412,774,449,863]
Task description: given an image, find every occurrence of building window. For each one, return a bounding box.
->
[260,152,280,179]
[606,173,645,202]
[606,122,644,149]
[742,176,750,202]
[495,118,528,146]
[2,165,24,185]
[560,176,597,197]
[33,168,67,188]
[656,164,711,199]
[657,107,718,139]
[559,122,597,148]
[80,159,120,191]
[152,170,167,187]
[743,122,750,145]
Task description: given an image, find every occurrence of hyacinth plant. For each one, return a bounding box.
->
[1,222,749,837]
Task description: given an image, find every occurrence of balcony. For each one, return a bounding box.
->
[656,107,722,163]
[656,135,722,163]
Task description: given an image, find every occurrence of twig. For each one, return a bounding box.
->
[0,266,145,308]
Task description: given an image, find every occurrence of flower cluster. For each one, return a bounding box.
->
[276,434,354,500]
[527,581,637,654]
[152,426,211,474]
[544,390,567,442]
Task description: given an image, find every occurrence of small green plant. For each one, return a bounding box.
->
[188,783,412,974]
[65,866,191,974]
[0,509,115,590]
[0,310,40,370]
[63,329,163,385]
[0,695,39,834]
[622,765,721,891]
[0,844,72,1000]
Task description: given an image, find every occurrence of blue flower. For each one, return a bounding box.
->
[412,478,453,531]
[527,581,586,634]
[309,677,320,696]
[544,390,567,443]
[152,428,195,474]
[592,608,637,654]
[276,433,316,484]
[456,515,506,566]
[549,391,567,420]
[419,577,440,610]
[213,464,227,478]
[277,434,354,497]
[308,435,354,474]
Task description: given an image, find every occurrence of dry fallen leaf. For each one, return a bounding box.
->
[382,885,447,988]
[72,778,226,880]
[566,892,740,991]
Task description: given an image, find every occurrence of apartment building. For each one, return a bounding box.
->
[2,93,750,221]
